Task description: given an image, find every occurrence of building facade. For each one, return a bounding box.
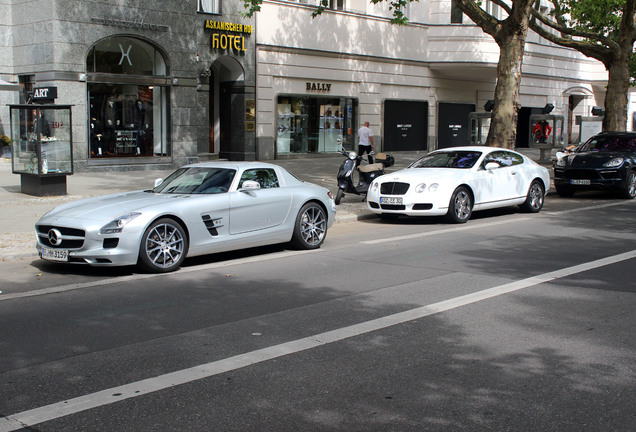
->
[1,0,257,172]
[254,0,614,159]
[0,0,628,172]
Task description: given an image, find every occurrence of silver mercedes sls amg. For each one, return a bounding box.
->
[36,162,336,272]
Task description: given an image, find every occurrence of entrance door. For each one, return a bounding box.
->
[437,103,475,148]
[383,100,428,151]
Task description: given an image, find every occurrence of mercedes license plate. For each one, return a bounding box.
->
[571,179,591,185]
[380,197,403,205]
[42,248,68,262]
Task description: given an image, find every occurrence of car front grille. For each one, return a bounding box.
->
[380,182,410,195]
[36,225,85,249]
[559,169,600,180]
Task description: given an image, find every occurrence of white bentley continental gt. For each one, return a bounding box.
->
[366,146,550,223]
[36,162,336,272]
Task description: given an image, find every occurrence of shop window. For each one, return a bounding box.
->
[198,0,221,14]
[277,96,357,155]
[86,37,169,159]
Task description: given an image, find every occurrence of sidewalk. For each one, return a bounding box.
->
[0,148,554,261]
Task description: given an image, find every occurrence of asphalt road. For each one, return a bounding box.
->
[1,193,635,431]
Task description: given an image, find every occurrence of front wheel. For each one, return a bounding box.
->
[335,188,344,205]
[622,171,636,199]
[138,218,188,273]
[290,202,328,250]
[520,180,545,213]
[445,186,472,224]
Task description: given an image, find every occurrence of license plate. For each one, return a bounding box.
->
[380,197,403,205]
[571,179,591,185]
[42,248,68,262]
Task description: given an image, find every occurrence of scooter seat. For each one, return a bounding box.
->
[358,163,384,173]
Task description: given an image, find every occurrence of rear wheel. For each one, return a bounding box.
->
[520,180,545,213]
[622,171,636,199]
[290,202,327,249]
[138,218,188,273]
[445,186,472,223]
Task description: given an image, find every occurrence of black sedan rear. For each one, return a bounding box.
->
[554,132,636,199]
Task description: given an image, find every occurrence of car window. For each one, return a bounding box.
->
[239,168,280,189]
[482,151,523,168]
[581,135,636,153]
[154,168,236,194]
[410,151,482,169]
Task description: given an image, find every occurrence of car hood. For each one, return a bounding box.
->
[379,167,470,183]
[41,191,189,223]
[568,151,627,168]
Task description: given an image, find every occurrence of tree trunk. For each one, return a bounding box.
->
[602,47,632,132]
[487,32,526,149]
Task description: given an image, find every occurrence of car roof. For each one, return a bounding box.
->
[433,146,514,153]
[182,161,285,170]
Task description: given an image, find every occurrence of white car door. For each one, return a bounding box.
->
[229,168,293,235]
[471,151,526,205]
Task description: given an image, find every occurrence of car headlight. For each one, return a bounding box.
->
[371,181,379,192]
[555,156,567,167]
[603,157,624,168]
[429,183,439,192]
[100,212,141,234]
[415,183,427,193]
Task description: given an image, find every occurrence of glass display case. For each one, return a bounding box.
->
[9,104,73,196]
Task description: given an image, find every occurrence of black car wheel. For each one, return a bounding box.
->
[445,186,472,224]
[520,180,545,213]
[290,202,327,249]
[555,184,575,198]
[622,170,636,199]
[138,218,188,273]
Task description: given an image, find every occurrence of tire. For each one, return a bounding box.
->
[335,188,344,205]
[445,186,472,224]
[520,180,545,213]
[290,202,327,250]
[555,184,575,197]
[138,218,188,273]
[622,170,636,199]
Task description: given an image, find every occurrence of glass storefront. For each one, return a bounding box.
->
[276,96,357,155]
[86,36,169,159]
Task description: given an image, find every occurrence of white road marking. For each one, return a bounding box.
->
[1,249,634,432]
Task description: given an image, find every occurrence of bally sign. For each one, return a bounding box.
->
[32,87,58,101]
[306,82,331,92]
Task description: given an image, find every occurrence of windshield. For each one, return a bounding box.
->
[153,167,236,194]
[580,135,636,153]
[410,151,482,169]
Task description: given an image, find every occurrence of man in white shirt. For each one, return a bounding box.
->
[357,121,374,163]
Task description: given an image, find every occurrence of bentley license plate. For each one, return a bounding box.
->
[42,247,68,262]
[571,179,591,185]
[380,197,403,205]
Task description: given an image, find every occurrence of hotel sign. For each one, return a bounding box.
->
[205,20,253,53]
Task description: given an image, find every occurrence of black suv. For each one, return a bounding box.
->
[553,132,636,199]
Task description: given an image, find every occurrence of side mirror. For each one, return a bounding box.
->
[485,162,500,171]
[154,178,163,188]
[240,180,261,191]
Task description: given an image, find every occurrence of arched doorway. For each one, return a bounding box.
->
[208,56,245,159]
[86,36,170,160]
[563,87,594,144]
